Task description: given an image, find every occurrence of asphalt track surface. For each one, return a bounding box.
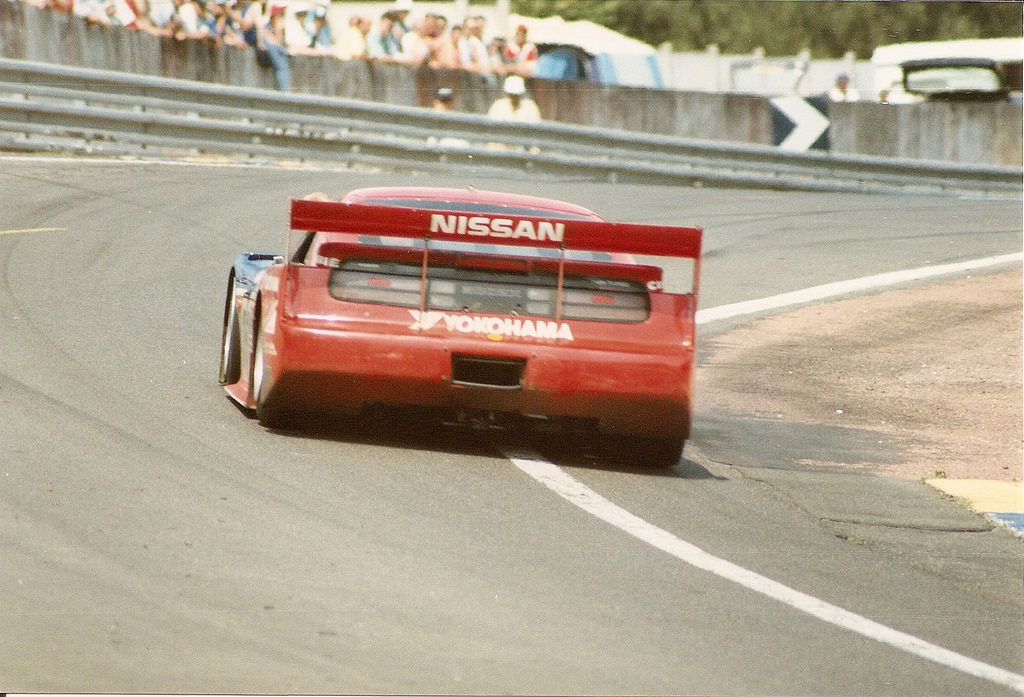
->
[1,156,1022,695]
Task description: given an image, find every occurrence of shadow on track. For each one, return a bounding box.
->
[509,430,721,480]
[239,399,719,479]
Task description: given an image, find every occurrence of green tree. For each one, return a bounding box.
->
[511,0,1023,58]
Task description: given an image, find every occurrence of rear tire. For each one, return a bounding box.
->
[251,307,290,429]
[218,272,241,385]
[636,436,685,469]
[606,434,685,469]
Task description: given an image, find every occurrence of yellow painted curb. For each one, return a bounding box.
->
[926,479,1024,514]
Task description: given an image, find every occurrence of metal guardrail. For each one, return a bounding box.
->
[1,58,1020,197]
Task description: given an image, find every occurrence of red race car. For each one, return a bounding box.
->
[219,187,702,465]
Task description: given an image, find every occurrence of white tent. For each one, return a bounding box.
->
[509,13,656,57]
[510,13,663,87]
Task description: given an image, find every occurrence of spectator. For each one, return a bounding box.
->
[427,87,471,148]
[172,0,222,40]
[286,3,311,50]
[289,3,325,50]
[336,14,369,60]
[458,15,489,74]
[365,13,396,59]
[214,0,245,46]
[258,4,291,90]
[487,74,540,122]
[829,72,860,102]
[385,6,410,41]
[292,4,334,53]
[398,15,432,66]
[196,0,234,42]
[418,12,450,67]
[21,0,58,10]
[433,86,454,111]
[74,0,136,27]
[147,0,177,33]
[225,0,261,51]
[363,7,407,59]
[168,0,202,39]
[430,19,462,70]
[487,36,509,75]
[503,24,537,77]
[223,0,286,88]
[112,0,141,26]
[127,0,169,36]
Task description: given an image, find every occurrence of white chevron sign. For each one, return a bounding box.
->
[771,96,831,151]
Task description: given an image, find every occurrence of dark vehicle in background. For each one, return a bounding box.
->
[872,37,1022,103]
[902,57,1020,102]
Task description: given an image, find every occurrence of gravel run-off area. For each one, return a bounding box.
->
[697,268,1022,483]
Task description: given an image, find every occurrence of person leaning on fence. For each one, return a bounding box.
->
[195,0,227,41]
[172,0,222,41]
[210,0,244,46]
[225,0,260,49]
[257,4,291,91]
[487,36,510,76]
[145,0,177,34]
[398,15,433,66]
[167,0,202,39]
[302,3,330,44]
[73,0,136,27]
[503,24,538,77]
[458,15,490,74]
[127,0,171,37]
[337,14,370,60]
[365,7,409,60]
[291,4,335,55]
[365,13,396,60]
[430,18,462,69]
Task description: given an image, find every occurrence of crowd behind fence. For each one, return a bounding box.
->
[1,0,1020,166]
[10,0,542,93]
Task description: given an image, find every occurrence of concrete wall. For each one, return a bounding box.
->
[1,4,1019,167]
[828,100,1023,168]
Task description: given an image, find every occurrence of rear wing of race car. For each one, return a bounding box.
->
[291,199,702,260]
[288,198,702,306]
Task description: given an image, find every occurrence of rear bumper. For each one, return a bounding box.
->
[264,319,692,439]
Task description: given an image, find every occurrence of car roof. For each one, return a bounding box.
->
[340,187,605,222]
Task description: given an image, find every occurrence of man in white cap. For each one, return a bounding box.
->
[487,74,541,122]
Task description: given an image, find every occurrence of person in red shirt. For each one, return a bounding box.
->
[503,23,537,77]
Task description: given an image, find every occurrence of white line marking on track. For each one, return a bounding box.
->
[506,254,1024,692]
[696,252,1022,325]
[0,227,65,236]
[506,450,1024,693]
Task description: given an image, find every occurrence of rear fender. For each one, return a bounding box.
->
[232,252,283,288]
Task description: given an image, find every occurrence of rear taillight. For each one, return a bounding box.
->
[560,288,649,322]
[331,270,421,307]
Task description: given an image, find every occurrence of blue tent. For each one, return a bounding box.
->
[536,44,664,88]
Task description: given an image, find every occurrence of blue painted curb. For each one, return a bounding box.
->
[987,513,1024,538]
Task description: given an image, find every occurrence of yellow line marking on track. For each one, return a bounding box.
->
[0,227,65,235]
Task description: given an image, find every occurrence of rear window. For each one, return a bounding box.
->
[329,259,650,323]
